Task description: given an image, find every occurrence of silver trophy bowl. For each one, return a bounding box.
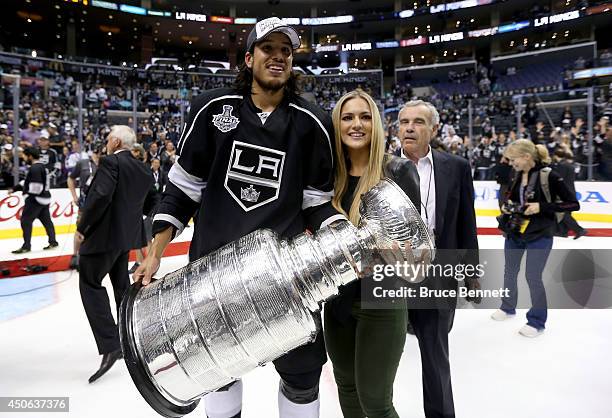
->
[119,178,434,417]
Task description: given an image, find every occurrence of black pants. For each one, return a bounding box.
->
[79,249,130,355]
[20,199,57,249]
[408,309,456,418]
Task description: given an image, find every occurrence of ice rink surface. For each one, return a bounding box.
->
[1,234,611,418]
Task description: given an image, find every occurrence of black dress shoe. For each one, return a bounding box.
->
[88,349,123,383]
[43,242,59,250]
[573,229,588,240]
[11,247,30,254]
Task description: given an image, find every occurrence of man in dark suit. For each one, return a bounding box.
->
[149,157,167,206]
[551,149,587,239]
[77,125,154,383]
[397,100,479,418]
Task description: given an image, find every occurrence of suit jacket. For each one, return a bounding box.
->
[394,147,478,253]
[431,149,478,254]
[78,150,154,255]
[399,149,479,308]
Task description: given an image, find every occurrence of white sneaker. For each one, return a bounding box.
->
[519,324,544,338]
[490,309,515,321]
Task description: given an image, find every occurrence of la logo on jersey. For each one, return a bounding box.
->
[213,105,240,133]
[225,141,285,211]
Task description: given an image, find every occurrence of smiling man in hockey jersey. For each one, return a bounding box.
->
[134,17,340,418]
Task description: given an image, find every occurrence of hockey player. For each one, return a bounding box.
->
[134,17,340,418]
[10,147,58,253]
[37,132,60,187]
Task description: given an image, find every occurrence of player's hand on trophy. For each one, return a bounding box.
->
[133,255,160,286]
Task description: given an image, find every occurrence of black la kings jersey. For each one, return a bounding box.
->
[153,87,339,261]
[23,162,52,205]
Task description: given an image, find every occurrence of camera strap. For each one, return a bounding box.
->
[519,170,539,206]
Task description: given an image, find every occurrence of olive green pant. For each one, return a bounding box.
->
[324,301,408,418]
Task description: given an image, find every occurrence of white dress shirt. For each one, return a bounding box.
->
[401,147,436,235]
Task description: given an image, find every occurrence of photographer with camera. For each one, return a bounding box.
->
[492,139,579,337]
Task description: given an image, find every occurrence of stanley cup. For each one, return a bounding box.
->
[119,179,435,417]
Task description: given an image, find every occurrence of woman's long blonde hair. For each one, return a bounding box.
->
[504,138,551,165]
[331,89,386,226]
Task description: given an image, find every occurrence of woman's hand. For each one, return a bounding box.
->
[523,202,540,215]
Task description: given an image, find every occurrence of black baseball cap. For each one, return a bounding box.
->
[246,17,300,52]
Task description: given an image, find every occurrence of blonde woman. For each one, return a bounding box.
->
[492,139,579,336]
[324,89,420,418]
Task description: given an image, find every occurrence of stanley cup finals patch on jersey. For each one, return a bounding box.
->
[212,105,240,132]
[224,141,286,211]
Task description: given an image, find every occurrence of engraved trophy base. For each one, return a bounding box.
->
[119,282,200,417]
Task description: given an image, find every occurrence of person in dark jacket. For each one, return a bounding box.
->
[325,89,420,418]
[551,149,587,239]
[77,125,155,383]
[492,139,579,337]
[10,147,58,253]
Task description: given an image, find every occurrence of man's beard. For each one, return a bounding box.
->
[253,70,287,93]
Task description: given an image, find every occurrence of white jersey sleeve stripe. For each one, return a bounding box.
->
[153,213,185,238]
[288,103,333,164]
[176,121,187,153]
[302,187,334,209]
[168,160,208,203]
[178,95,243,155]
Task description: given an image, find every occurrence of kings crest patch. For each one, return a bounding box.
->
[212,105,240,133]
[224,141,286,211]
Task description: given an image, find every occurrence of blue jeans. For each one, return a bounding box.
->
[501,236,553,330]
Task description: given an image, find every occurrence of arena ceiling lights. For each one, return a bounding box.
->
[80,1,610,52]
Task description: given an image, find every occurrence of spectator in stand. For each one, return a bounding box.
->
[560,106,574,124]
[160,140,176,173]
[45,123,64,153]
[1,144,15,188]
[0,123,11,146]
[519,125,532,141]
[443,126,462,147]
[523,101,539,130]
[494,133,509,163]
[448,138,464,158]
[20,120,41,147]
[130,143,146,162]
[473,136,497,180]
[66,138,82,176]
[146,141,160,165]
